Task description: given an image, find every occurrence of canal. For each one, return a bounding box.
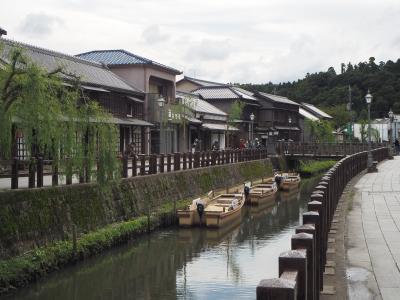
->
[6,176,321,300]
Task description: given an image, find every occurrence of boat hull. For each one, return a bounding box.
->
[204,194,245,228]
[177,210,203,227]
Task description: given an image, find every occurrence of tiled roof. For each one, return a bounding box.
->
[0,38,143,94]
[176,91,227,116]
[193,86,259,103]
[299,107,319,121]
[257,92,299,106]
[302,103,332,119]
[179,76,226,87]
[77,50,181,75]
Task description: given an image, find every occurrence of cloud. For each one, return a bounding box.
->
[142,25,170,44]
[185,39,233,61]
[19,13,63,37]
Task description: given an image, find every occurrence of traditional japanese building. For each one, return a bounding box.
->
[77,50,182,154]
[0,38,151,158]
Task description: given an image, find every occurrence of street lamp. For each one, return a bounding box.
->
[365,90,373,171]
[250,112,255,146]
[157,97,165,154]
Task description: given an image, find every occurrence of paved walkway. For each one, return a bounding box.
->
[347,157,400,300]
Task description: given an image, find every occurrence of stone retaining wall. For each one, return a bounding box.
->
[0,158,275,258]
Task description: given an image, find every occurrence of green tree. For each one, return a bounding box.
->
[0,46,120,183]
[226,100,244,148]
[305,119,335,142]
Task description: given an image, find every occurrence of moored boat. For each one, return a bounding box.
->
[247,181,278,205]
[204,193,245,228]
[276,172,301,191]
[177,191,213,227]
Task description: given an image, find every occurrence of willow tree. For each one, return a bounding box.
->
[0,46,120,183]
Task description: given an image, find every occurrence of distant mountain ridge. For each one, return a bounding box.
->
[239,57,400,121]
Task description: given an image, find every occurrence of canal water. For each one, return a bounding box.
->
[6,176,321,300]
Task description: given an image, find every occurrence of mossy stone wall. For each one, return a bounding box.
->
[0,159,274,258]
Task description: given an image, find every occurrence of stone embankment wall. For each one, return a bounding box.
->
[0,158,278,258]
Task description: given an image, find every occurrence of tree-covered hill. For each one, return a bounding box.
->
[239,57,400,127]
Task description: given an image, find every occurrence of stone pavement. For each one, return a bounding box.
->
[346,157,400,300]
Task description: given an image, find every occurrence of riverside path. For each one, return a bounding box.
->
[347,157,400,300]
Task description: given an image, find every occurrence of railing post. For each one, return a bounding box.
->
[183,152,187,170]
[159,154,164,173]
[122,155,128,178]
[11,158,18,189]
[132,155,137,176]
[225,150,230,163]
[167,154,172,172]
[174,152,180,171]
[188,152,193,169]
[52,162,59,186]
[211,151,216,165]
[28,158,36,188]
[149,154,156,174]
[140,155,146,175]
[193,152,199,168]
[201,152,206,167]
[37,157,43,188]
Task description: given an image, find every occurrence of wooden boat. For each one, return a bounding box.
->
[247,181,278,205]
[276,172,301,191]
[177,191,213,227]
[204,193,245,228]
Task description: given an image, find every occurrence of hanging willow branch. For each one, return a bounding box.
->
[0,44,121,184]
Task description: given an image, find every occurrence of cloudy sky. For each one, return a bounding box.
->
[1,0,400,84]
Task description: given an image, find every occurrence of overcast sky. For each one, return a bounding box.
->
[1,0,400,84]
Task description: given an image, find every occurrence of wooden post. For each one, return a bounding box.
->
[183,152,187,170]
[72,224,77,254]
[28,158,36,188]
[149,154,156,174]
[52,162,59,186]
[188,152,193,169]
[159,154,165,173]
[167,154,172,172]
[201,152,206,167]
[140,155,146,175]
[37,157,43,188]
[11,158,18,189]
[132,155,137,177]
[174,153,180,171]
[194,152,200,168]
[122,155,128,178]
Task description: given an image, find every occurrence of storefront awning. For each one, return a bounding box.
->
[202,123,239,131]
[112,117,153,126]
[275,126,300,131]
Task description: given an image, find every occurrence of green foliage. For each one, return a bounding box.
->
[305,119,335,142]
[0,45,120,183]
[323,104,351,129]
[298,160,337,176]
[228,100,244,124]
[239,57,400,121]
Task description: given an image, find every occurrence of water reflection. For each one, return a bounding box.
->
[6,176,321,300]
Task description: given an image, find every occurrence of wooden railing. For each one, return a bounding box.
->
[0,148,268,190]
[276,142,386,157]
[256,147,389,300]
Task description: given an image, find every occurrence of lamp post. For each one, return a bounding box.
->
[365,90,373,171]
[250,112,255,147]
[389,108,395,158]
[157,97,165,154]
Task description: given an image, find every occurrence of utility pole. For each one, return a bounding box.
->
[348,85,353,148]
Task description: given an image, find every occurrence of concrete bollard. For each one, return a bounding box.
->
[279,249,308,300]
[257,274,297,300]
[292,232,315,300]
